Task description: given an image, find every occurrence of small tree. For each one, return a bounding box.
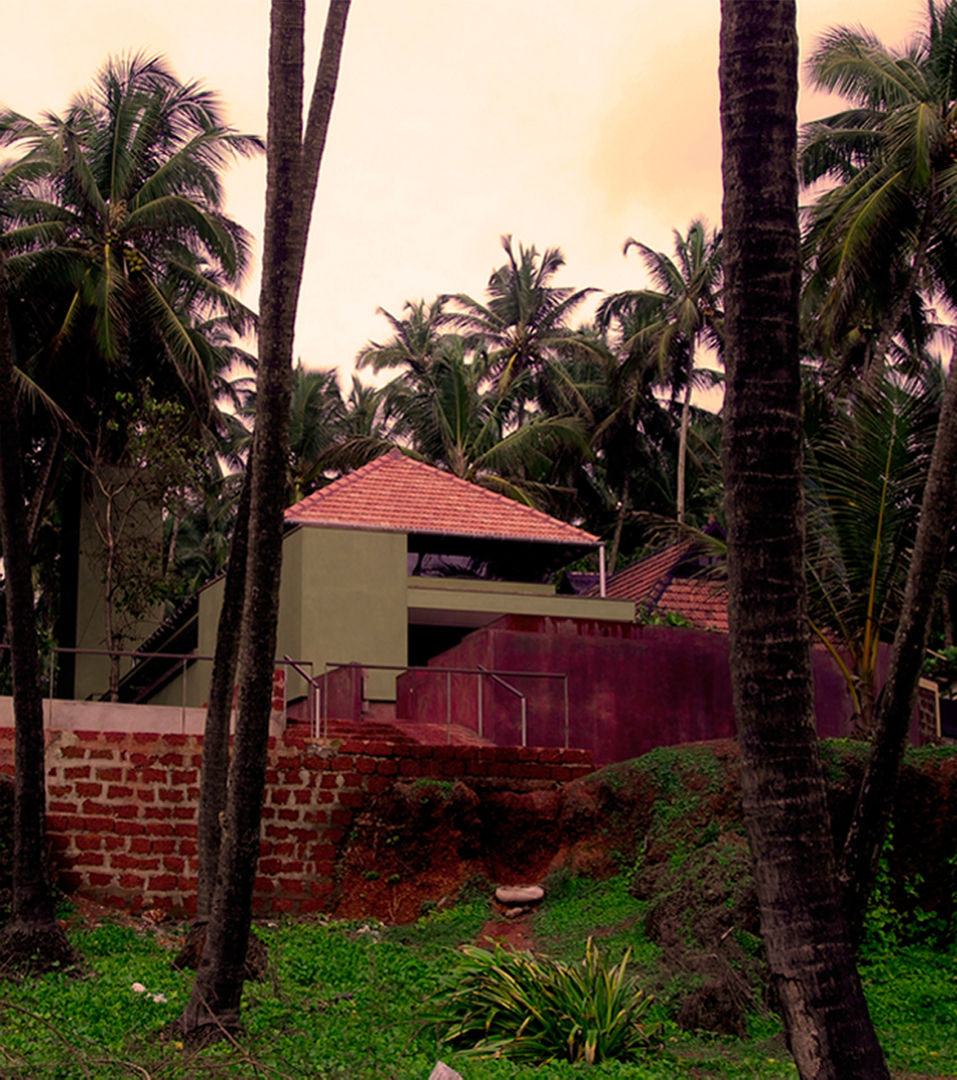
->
[79,390,203,700]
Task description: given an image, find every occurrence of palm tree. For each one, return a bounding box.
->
[0,261,75,972]
[176,0,351,1041]
[239,362,350,501]
[800,1,957,382]
[579,312,680,567]
[720,2,888,1075]
[165,465,245,597]
[0,54,261,689]
[0,52,261,510]
[354,293,590,510]
[384,334,587,505]
[443,236,597,421]
[355,297,452,377]
[599,220,722,524]
[805,373,940,734]
[342,374,389,439]
[801,2,957,945]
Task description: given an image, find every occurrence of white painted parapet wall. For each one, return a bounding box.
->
[0,697,286,736]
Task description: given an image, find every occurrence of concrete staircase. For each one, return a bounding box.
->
[285,713,492,747]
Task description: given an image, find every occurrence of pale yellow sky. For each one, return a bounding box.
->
[1,1,923,384]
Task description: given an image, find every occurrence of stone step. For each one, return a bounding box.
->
[284,715,492,747]
[284,716,418,744]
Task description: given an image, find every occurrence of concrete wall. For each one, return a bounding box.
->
[396,615,923,766]
[0,696,207,734]
[157,526,633,710]
[0,728,593,916]
[407,577,633,630]
[153,526,409,709]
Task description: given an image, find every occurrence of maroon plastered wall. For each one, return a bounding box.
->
[397,615,870,766]
[0,728,592,916]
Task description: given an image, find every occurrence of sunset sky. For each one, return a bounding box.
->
[2,1,924,387]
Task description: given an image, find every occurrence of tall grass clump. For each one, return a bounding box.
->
[431,936,659,1064]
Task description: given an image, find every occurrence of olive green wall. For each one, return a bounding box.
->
[292,526,407,700]
[408,577,634,624]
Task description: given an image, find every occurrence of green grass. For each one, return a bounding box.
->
[0,881,951,1079]
[534,873,658,973]
[860,941,957,1075]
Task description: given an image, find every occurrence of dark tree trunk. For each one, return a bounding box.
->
[608,469,630,572]
[719,4,888,1077]
[195,471,252,919]
[174,0,350,1041]
[0,267,76,972]
[174,472,253,971]
[841,352,957,933]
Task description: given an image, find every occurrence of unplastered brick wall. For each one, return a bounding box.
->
[0,727,593,916]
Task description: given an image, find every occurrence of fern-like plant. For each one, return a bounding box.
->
[430,937,658,1064]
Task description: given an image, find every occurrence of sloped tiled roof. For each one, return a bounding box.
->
[592,538,729,633]
[285,450,598,547]
[651,578,729,633]
[600,540,697,602]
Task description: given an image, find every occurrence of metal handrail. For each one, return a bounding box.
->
[320,659,568,747]
[478,664,526,747]
[0,644,315,732]
[1,643,566,746]
[283,655,323,739]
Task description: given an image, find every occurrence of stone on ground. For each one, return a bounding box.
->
[495,884,544,905]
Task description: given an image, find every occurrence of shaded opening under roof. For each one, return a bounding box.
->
[405,531,596,584]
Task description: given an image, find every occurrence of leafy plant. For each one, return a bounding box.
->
[925,647,957,695]
[431,937,659,1064]
[862,825,954,951]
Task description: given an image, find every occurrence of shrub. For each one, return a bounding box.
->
[431,936,659,1064]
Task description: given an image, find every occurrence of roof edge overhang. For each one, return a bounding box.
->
[282,517,600,548]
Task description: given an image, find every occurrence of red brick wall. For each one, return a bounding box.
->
[0,728,593,916]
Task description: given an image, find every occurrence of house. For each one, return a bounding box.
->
[65,455,940,758]
[594,535,729,631]
[112,450,634,714]
[391,525,943,762]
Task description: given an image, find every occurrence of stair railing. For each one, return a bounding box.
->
[283,655,323,739]
[320,660,568,747]
[478,665,526,746]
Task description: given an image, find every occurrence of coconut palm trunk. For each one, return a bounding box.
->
[195,471,252,920]
[0,266,75,971]
[175,0,350,1040]
[719,2,888,1076]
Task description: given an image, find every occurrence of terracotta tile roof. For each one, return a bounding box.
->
[600,540,698,602]
[592,539,729,632]
[653,579,729,633]
[285,449,598,547]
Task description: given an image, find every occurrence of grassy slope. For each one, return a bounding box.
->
[0,741,954,1079]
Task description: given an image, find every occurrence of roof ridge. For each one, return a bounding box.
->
[286,448,402,516]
